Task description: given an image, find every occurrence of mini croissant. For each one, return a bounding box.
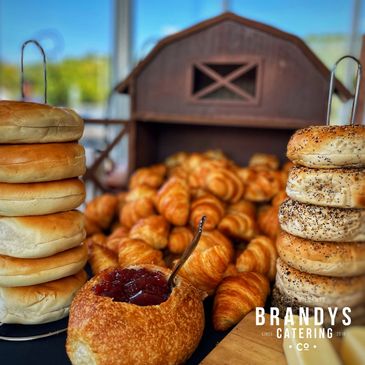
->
[120,198,155,228]
[190,193,225,231]
[168,226,194,254]
[178,230,233,294]
[218,211,257,241]
[156,177,190,226]
[85,194,119,230]
[129,215,170,249]
[125,184,157,203]
[105,226,129,253]
[118,238,165,267]
[89,244,118,276]
[129,164,166,189]
[236,236,277,280]
[213,272,270,331]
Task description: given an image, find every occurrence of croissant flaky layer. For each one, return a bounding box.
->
[120,198,155,228]
[168,226,194,254]
[213,272,270,331]
[85,194,118,230]
[157,177,190,226]
[218,211,257,241]
[236,236,277,280]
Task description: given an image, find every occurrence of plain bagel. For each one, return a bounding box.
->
[276,231,365,277]
[0,244,88,287]
[286,166,365,208]
[0,270,87,324]
[0,178,85,216]
[0,211,86,258]
[287,125,365,168]
[0,143,85,183]
[0,100,83,143]
[279,198,365,242]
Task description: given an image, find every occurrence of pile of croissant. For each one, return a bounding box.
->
[85,150,292,331]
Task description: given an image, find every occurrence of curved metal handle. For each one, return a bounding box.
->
[21,39,47,104]
[326,55,362,126]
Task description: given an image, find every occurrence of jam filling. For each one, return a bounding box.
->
[93,268,170,306]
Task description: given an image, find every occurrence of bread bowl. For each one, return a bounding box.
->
[287,125,365,168]
[66,265,205,365]
[0,100,83,143]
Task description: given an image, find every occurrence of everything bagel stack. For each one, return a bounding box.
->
[273,125,365,325]
[0,101,88,324]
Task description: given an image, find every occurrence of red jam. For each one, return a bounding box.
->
[93,268,170,306]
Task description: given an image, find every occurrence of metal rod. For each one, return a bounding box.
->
[167,216,206,290]
[326,55,362,126]
[21,39,47,104]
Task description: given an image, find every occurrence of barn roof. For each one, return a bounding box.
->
[114,12,351,100]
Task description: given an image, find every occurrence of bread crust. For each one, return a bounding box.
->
[277,231,365,277]
[279,198,365,241]
[0,178,85,216]
[287,125,365,168]
[0,100,83,143]
[0,270,87,324]
[286,166,365,208]
[0,211,86,258]
[66,265,205,365]
[0,244,87,286]
[0,143,85,182]
[275,258,365,308]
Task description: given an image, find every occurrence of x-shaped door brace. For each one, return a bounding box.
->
[193,62,258,102]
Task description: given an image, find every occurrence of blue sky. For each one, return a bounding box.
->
[0,0,360,63]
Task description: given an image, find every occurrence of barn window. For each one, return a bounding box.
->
[191,60,261,105]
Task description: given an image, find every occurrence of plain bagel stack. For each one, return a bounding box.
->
[0,101,88,325]
[273,125,365,325]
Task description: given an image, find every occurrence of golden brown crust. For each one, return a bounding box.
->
[129,215,170,249]
[286,166,365,208]
[66,265,205,365]
[213,272,270,331]
[168,226,194,254]
[0,100,83,143]
[118,238,165,267]
[0,143,85,183]
[0,210,86,258]
[0,244,88,287]
[0,178,85,216]
[0,270,87,324]
[105,226,129,253]
[277,231,365,277]
[236,236,277,280]
[129,164,166,189]
[85,194,119,230]
[248,153,280,170]
[125,185,157,202]
[89,244,118,276]
[218,211,257,241]
[287,125,365,168]
[189,193,225,230]
[120,198,156,228]
[156,177,190,226]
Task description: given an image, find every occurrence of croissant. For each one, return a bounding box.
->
[204,167,244,203]
[167,165,189,181]
[116,191,128,211]
[212,272,270,331]
[248,153,279,171]
[168,226,194,254]
[85,194,119,230]
[199,230,234,261]
[218,211,257,241]
[118,238,165,267]
[189,193,225,231]
[129,164,166,189]
[89,244,118,276]
[257,191,287,239]
[165,151,189,168]
[204,149,228,161]
[125,185,157,203]
[178,230,233,294]
[222,263,239,278]
[228,199,256,218]
[120,198,155,228]
[237,167,281,202]
[236,236,277,280]
[156,177,190,226]
[84,216,102,237]
[129,215,170,249]
[105,226,129,253]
